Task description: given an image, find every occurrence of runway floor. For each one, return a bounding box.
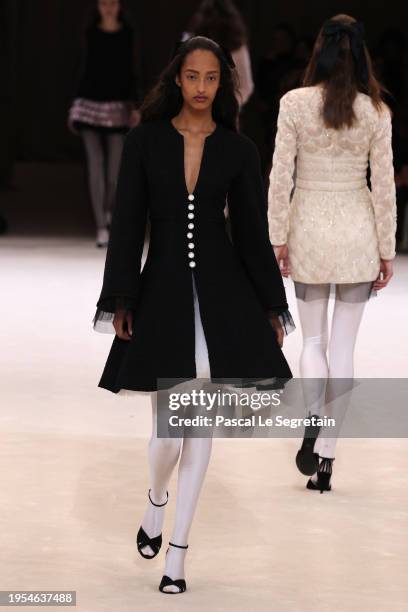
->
[1,235,407,611]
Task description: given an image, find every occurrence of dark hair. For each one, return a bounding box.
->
[187,0,247,52]
[303,14,387,129]
[140,36,240,131]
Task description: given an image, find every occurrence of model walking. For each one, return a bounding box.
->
[68,0,140,247]
[268,14,397,492]
[93,35,295,593]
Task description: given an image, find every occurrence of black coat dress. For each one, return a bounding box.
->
[93,118,295,392]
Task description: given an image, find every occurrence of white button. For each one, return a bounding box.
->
[188,213,194,219]
[188,223,194,229]
[189,261,196,268]
[188,252,195,258]
[188,204,194,210]
[188,194,195,201]
[188,242,194,248]
[187,232,193,239]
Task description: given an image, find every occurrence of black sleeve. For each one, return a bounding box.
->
[227,139,296,335]
[128,28,142,107]
[92,124,149,332]
[70,27,90,102]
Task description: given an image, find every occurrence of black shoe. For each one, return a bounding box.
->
[136,489,168,559]
[306,456,334,493]
[159,542,188,594]
[295,413,321,475]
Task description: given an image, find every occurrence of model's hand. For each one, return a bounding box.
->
[128,109,141,128]
[273,244,290,277]
[373,258,394,290]
[67,117,79,136]
[268,313,284,347]
[113,307,133,340]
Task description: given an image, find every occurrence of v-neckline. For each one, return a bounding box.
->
[169,118,218,196]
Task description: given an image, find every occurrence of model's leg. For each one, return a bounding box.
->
[293,283,330,475]
[315,283,370,460]
[296,283,330,380]
[105,132,125,225]
[139,395,183,557]
[161,433,213,591]
[160,273,213,592]
[295,283,330,420]
[81,129,106,230]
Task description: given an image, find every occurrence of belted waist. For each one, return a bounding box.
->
[295,154,368,192]
[295,177,367,192]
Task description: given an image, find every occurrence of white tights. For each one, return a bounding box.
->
[140,273,213,591]
[82,130,125,230]
[140,399,212,587]
[295,282,370,458]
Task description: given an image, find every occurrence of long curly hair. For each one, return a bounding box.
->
[139,36,240,131]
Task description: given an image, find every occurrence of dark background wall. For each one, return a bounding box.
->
[0,0,407,236]
[1,0,407,163]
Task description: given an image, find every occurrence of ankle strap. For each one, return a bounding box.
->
[148,489,168,507]
[169,541,188,549]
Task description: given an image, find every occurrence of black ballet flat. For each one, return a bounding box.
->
[306,457,334,493]
[136,489,168,559]
[159,542,188,594]
[295,413,321,475]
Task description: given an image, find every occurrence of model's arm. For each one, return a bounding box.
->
[232,44,254,108]
[227,139,295,336]
[369,105,397,260]
[267,92,297,246]
[93,124,148,333]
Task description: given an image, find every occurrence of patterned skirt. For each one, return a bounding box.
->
[69,98,132,133]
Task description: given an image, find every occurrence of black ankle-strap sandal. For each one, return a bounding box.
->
[306,456,335,493]
[136,489,168,559]
[159,542,189,594]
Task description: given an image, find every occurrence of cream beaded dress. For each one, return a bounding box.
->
[267,85,397,299]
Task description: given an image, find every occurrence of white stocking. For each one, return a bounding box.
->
[139,400,182,557]
[141,272,214,590]
[295,283,369,464]
[316,289,367,458]
[163,434,213,590]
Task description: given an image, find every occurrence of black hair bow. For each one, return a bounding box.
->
[317,19,369,85]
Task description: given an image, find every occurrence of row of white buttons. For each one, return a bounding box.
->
[187,194,196,267]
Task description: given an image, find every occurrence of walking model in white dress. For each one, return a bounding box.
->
[267,14,397,493]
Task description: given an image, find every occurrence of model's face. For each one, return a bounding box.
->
[175,49,221,112]
[98,0,121,21]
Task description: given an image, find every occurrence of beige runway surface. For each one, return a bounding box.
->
[1,236,407,611]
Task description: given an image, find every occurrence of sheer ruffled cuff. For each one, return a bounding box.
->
[267,308,296,336]
[92,296,135,334]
